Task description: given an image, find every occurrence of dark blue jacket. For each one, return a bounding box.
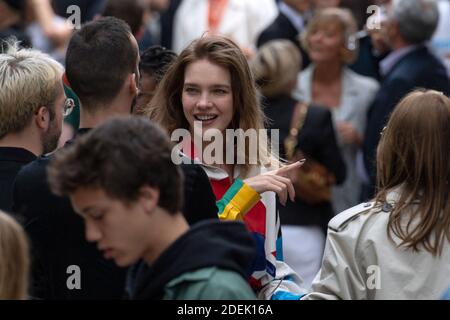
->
[362,46,450,194]
[256,12,310,70]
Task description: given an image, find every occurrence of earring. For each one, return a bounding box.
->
[346,35,357,51]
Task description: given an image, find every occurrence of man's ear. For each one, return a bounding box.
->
[129,73,139,95]
[34,106,50,131]
[139,185,160,214]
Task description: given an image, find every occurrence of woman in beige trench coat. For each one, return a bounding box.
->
[302,90,450,300]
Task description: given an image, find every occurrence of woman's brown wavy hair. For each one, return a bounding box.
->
[376,90,450,256]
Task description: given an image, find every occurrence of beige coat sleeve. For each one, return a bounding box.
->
[302,215,370,300]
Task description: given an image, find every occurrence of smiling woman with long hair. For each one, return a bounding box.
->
[145,35,304,299]
[302,90,450,300]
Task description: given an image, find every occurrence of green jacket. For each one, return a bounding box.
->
[163,267,256,300]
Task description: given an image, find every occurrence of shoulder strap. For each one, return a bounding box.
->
[284,102,308,159]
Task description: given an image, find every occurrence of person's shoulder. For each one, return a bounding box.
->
[15,155,51,183]
[421,49,450,79]
[299,64,313,81]
[394,47,440,74]
[13,153,64,216]
[180,162,204,176]
[328,201,386,233]
[207,268,256,299]
[197,267,256,300]
[180,162,211,190]
[265,12,291,30]
[166,267,256,299]
[344,67,380,91]
[257,14,286,46]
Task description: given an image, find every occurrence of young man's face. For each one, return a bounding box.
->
[70,187,152,267]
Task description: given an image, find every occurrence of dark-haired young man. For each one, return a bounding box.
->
[13,17,218,299]
[47,116,257,300]
[13,16,139,300]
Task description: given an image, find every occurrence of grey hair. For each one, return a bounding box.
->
[391,0,439,44]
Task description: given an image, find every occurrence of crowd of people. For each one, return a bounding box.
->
[1,0,450,300]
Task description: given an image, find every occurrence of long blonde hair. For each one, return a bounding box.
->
[0,211,29,299]
[376,90,450,256]
[145,35,278,175]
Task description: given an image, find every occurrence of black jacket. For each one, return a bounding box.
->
[160,0,183,50]
[256,12,310,70]
[362,46,450,196]
[126,220,256,300]
[0,147,36,213]
[180,162,219,225]
[264,95,346,232]
[12,129,219,299]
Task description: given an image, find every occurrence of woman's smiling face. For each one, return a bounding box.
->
[182,59,234,136]
[307,20,345,64]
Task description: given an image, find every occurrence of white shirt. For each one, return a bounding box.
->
[172,0,278,53]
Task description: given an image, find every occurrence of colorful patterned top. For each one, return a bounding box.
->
[181,144,304,299]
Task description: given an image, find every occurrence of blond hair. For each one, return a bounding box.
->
[376,90,450,256]
[301,7,358,64]
[0,40,64,139]
[0,211,30,300]
[145,36,278,175]
[251,39,301,97]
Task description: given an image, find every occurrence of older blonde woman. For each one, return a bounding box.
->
[293,8,379,213]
